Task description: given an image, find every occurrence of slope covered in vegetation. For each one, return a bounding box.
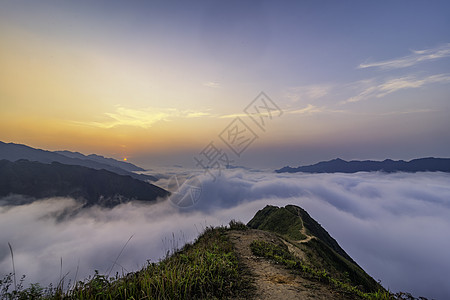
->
[1,206,428,299]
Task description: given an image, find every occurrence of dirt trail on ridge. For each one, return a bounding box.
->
[227,230,349,300]
[296,217,315,244]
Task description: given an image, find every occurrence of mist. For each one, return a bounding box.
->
[1,170,449,299]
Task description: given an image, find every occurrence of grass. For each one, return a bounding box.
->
[249,239,413,300]
[228,219,249,231]
[301,238,381,292]
[1,219,426,300]
[247,206,307,240]
[248,205,384,293]
[1,222,253,300]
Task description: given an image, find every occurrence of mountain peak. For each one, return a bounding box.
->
[331,158,345,162]
[246,204,383,294]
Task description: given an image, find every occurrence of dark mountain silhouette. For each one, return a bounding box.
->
[276,157,450,173]
[0,141,157,181]
[0,159,169,207]
[54,150,144,172]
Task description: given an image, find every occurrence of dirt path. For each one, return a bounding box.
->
[296,217,315,244]
[228,230,347,300]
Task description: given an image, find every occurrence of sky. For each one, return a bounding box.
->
[1,0,450,168]
[2,3,450,298]
[1,170,450,299]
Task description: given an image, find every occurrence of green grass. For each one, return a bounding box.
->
[247,206,307,240]
[227,219,249,231]
[301,238,381,293]
[1,219,426,300]
[250,239,392,300]
[248,205,383,294]
[1,224,253,300]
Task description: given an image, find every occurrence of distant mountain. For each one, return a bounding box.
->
[276,157,450,173]
[0,159,169,207]
[0,141,157,181]
[54,150,144,172]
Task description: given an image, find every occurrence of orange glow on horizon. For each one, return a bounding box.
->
[0,111,229,159]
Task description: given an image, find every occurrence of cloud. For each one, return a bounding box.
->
[1,170,450,299]
[218,113,248,119]
[287,104,322,115]
[284,45,450,107]
[358,43,450,70]
[185,111,212,118]
[343,73,450,103]
[203,81,221,88]
[218,103,340,119]
[103,106,171,128]
[0,198,227,288]
[78,106,213,129]
[378,74,450,97]
[286,104,346,115]
[378,108,437,116]
[284,84,333,102]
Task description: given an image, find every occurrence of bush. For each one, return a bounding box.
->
[228,219,248,231]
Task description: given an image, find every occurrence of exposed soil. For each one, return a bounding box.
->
[296,217,316,244]
[228,229,352,300]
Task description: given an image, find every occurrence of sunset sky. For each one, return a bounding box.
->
[1,1,449,168]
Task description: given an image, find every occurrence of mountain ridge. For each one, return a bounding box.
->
[276,157,450,173]
[54,150,144,172]
[247,204,382,295]
[0,159,169,207]
[0,141,157,181]
[2,204,429,299]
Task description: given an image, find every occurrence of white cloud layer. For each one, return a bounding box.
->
[1,170,450,299]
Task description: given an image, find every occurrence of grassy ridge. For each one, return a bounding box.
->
[301,238,380,293]
[1,224,252,300]
[1,216,428,300]
[250,239,389,300]
[247,205,382,293]
[247,206,307,240]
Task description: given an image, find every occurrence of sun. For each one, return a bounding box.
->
[123,158,127,161]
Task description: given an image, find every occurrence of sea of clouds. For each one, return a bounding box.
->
[1,170,450,299]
